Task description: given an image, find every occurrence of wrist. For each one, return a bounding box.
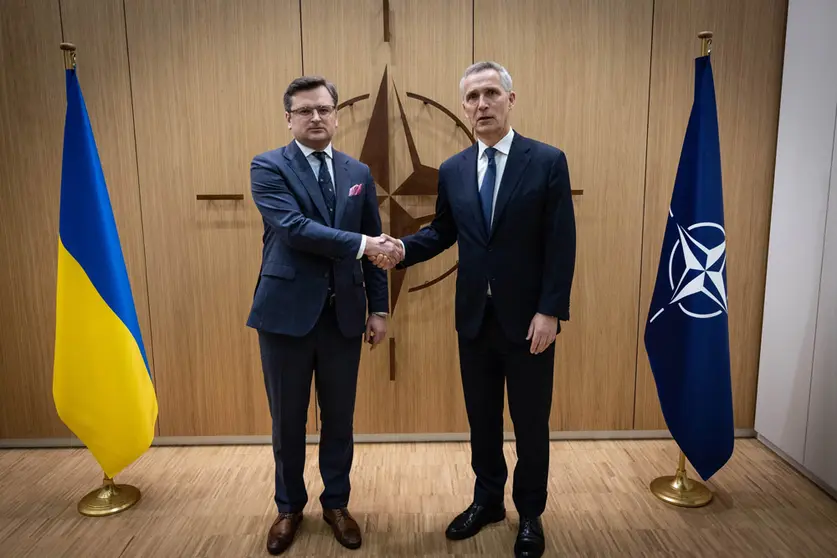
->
[363,236,379,256]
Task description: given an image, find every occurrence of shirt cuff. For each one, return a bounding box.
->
[356,235,367,259]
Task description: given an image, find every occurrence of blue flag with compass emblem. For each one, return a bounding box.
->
[644,55,733,481]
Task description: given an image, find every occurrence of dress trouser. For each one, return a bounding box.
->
[258,301,362,512]
[458,299,555,517]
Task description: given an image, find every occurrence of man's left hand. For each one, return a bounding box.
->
[526,313,558,354]
[365,314,387,348]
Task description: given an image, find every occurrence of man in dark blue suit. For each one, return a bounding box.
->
[247,76,401,555]
[376,61,576,558]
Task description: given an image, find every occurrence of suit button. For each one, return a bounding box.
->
[323,272,328,278]
[488,247,493,252]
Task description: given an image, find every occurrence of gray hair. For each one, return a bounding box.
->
[459,61,513,97]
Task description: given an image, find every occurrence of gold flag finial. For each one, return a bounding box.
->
[60,42,77,70]
[698,31,713,56]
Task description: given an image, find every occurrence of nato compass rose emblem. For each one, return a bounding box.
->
[337,67,474,316]
[649,210,728,324]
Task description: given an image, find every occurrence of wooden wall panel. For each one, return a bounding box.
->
[302,0,386,156]
[475,0,654,430]
[0,0,789,441]
[302,0,473,433]
[60,0,156,433]
[388,0,473,433]
[634,0,788,430]
[0,0,66,438]
[124,0,304,436]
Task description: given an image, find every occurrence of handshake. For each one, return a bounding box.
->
[363,234,404,270]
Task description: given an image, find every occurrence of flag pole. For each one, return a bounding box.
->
[649,30,716,509]
[59,42,142,517]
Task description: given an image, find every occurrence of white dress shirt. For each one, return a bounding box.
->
[294,140,366,259]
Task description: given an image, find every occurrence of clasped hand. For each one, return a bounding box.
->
[364,234,403,270]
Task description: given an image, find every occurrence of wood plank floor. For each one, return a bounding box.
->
[1,439,836,557]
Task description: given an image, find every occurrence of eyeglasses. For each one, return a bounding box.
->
[289,105,336,118]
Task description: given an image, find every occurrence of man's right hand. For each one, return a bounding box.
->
[364,234,403,269]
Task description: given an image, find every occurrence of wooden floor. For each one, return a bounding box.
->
[0,439,836,557]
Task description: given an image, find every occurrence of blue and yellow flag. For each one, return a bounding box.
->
[53,65,158,478]
[644,55,733,481]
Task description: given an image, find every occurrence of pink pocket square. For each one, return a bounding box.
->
[348,184,363,197]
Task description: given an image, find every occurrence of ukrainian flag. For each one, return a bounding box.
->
[53,64,158,478]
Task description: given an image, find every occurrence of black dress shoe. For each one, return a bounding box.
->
[445,502,505,540]
[514,516,545,557]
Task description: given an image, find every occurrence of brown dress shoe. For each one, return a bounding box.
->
[322,508,362,549]
[266,512,303,555]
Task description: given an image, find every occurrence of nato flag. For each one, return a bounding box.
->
[644,55,733,481]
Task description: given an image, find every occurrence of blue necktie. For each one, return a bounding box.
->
[479,147,497,235]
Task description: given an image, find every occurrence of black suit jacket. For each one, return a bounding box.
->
[246,140,388,338]
[400,132,576,342]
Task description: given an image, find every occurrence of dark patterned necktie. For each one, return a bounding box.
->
[312,151,335,219]
[312,151,336,293]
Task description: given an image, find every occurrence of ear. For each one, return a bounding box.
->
[285,111,292,129]
[508,91,516,110]
[462,99,473,120]
[462,102,477,133]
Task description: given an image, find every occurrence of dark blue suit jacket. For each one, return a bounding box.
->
[400,132,576,342]
[246,140,388,338]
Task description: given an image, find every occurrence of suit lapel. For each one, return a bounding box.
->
[459,145,487,243]
[333,151,351,228]
[490,134,531,237]
[284,141,331,225]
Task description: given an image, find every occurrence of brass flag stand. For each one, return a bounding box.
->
[649,31,715,509]
[59,42,143,517]
[650,448,713,508]
[77,474,142,517]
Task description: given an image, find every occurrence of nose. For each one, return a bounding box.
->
[310,111,322,123]
[478,95,489,110]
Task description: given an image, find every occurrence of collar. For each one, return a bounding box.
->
[477,127,515,159]
[295,139,333,160]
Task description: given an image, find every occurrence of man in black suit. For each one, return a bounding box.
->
[247,76,401,555]
[374,61,576,558]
